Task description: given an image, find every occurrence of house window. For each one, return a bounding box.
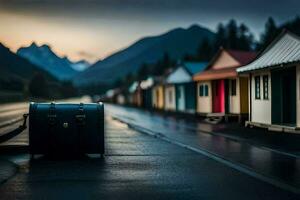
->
[168,90,173,103]
[199,84,209,97]
[231,79,237,96]
[255,76,260,99]
[263,75,269,99]
[204,85,209,96]
[199,85,204,96]
[177,88,181,98]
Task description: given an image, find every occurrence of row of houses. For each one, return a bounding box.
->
[107,31,300,133]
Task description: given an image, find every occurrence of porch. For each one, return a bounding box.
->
[246,121,300,134]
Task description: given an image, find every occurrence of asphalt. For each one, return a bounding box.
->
[105,104,300,191]
[107,104,300,155]
[0,159,17,184]
[0,116,299,199]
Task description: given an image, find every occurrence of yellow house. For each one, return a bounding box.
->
[152,84,164,109]
[164,85,176,111]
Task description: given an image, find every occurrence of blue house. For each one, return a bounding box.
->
[165,62,207,113]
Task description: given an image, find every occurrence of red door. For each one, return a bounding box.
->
[213,80,225,113]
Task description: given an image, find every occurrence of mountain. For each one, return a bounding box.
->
[0,43,56,89]
[17,43,78,80]
[63,57,91,71]
[74,24,216,85]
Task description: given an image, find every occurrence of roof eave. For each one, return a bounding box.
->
[237,60,300,74]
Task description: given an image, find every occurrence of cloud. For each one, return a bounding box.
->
[77,51,98,60]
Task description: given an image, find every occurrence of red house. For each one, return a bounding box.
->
[193,48,256,120]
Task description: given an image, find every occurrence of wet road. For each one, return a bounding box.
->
[105,104,300,192]
[0,101,299,198]
[0,102,28,128]
[0,97,92,144]
[0,97,92,127]
[0,115,299,199]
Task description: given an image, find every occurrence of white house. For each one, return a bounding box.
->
[237,31,300,133]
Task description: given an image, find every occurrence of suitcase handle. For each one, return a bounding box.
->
[21,113,29,129]
[0,113,29,144]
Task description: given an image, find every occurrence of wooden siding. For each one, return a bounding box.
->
[196,81,212,114]
[164,85,176,111]
[175,84,185,112]
[296,65,300,127]
[239,77,249,114]
[211,50,240,70]
[250,71,272,124]
[152,85,164,109]
[228,78,240,114]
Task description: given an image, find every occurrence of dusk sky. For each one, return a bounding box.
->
[0,0,299,62]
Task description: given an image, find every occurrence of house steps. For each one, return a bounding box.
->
[205,113,224,124]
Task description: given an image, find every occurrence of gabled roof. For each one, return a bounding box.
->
[166,67,192,84]
[152,76,166,86]
[237,31,300,73]
[206,48,256,70]
[226,50,257,66]
[140,77,154,89]
[166,62,207,84]
[184,62,208,75]
[193,67,237,81]
[128,81,139,93]
[193,48,256,81]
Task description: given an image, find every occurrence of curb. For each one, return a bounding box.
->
[113,116,300,194]
[110,112,300,159]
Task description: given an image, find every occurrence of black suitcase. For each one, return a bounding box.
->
[29,102,104,157]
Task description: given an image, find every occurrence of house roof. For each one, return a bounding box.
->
[237,31,300,73]
[128,81,139,93]
[183,62,208,75]
[193,48,256,81]
[226,50,257,66]
[140,77,154,89]
[165,61,207,84]
[152,76,166,86]
[193,67,237,81]
[204,48,256,71]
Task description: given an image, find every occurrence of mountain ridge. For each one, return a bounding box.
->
[0,42,57,88]
[74,24,215,85]
[17,43,86,80]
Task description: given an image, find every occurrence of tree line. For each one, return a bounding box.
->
[113,16,300,90]
[0,73,78,102]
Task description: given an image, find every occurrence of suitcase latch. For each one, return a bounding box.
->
[47,114,57,125]
[63,122,69,128]
[76,114,86,125]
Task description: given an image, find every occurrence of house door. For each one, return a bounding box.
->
[271,67,296,125]
[177,85,185,111]
[212,80,225,113]
[282,72,296,124]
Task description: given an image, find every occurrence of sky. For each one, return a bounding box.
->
[0,0,299,63]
